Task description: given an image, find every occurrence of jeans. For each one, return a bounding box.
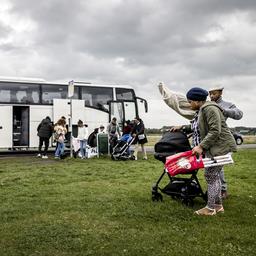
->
[55,142,65,157]
[79,139,87,158]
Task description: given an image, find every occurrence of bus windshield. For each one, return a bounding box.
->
[116,88,135,101]
[81,86,113,112]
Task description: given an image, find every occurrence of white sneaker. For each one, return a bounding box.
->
[37,153,41,157]
[42,155,48,159]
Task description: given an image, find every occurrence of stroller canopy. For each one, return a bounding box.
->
[155,131,191,156]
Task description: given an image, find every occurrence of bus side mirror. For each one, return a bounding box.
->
[137,97,148,113]
[144,100,148,113]
[0,126,2,129]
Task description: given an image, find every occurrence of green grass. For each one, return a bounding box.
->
[0,150,256,256]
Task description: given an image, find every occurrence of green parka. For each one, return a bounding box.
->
[183,101,237,157]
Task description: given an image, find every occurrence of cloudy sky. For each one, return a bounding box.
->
[0,0,255,128]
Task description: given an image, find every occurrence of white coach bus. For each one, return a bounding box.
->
[0,78,147,151]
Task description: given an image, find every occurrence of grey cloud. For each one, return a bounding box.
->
[0,22,12,41]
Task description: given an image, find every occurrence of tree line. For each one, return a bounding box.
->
[145,126,256,135]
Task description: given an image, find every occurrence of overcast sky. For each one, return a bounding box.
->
[0,0,255,128]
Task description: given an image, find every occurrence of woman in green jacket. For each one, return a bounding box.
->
[172,87,236,216]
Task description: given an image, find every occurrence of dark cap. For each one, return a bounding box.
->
[186,87,208,101]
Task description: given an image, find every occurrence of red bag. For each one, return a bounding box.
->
[165,150,204,176]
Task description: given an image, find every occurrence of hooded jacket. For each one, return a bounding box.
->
[37,117,53,138]
[183,101,237,157]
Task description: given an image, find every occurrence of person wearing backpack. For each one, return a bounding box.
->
[37,116,53,159]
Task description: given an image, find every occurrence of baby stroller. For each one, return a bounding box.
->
[152,131,206,207]
[111,134,135,160]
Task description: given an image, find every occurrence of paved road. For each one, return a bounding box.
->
[238,143,256,149]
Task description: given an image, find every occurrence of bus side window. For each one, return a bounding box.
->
[0,89,11,102]
[11,91,18,103]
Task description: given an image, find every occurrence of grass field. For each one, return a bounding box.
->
[0,150,256,256]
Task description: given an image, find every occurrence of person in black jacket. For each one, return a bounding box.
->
[131,117,148,160]
[37,116,53,158]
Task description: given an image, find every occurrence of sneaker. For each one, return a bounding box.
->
[42,155,48,159]
[214,204,224,213]
[194,207,216,216]
[143,157,148,160]
[37,153,41,157]
[54,156,60,159]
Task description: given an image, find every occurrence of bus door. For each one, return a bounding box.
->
[13,106,29,147]
[109,100,137,128]
[123,101,136,121]
[136,97,148,115]
[109,101,124,129]
[0,106,12,148]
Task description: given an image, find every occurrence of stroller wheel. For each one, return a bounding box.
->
[152,192,163,202]
[181,198,194,207]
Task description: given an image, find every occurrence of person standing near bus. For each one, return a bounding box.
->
[209,86,243,199]
[107,117,121,153]
[54,119,67,159]
[132,117,148,160]
[99,125,106,134]
[77,120,89,159]
[37,116,53,159]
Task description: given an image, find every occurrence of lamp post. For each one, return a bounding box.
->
[68,80,74,157]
